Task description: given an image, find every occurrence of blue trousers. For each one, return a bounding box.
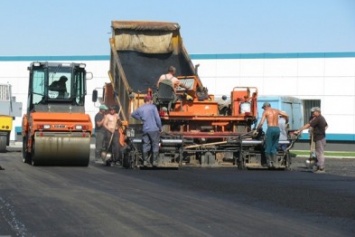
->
[265,126,280,156]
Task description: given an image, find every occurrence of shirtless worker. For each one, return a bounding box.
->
[256,102,289,168]
[103,105,121,165]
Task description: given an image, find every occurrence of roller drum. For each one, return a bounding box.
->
[33,132,91,166]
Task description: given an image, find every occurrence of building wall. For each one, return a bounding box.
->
[1,53,355,141]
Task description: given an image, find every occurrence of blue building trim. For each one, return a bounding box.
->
[1,52,355,62]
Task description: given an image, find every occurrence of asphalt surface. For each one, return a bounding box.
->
[1,147,355,237]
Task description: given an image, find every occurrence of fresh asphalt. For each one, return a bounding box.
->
[1,145,355,237]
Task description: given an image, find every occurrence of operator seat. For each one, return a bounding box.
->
[154,79,177,114]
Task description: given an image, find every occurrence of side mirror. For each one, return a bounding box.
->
[92,89,98,102]
[86,72,93,80]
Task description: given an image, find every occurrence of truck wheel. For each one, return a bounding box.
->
[0,135,7,153]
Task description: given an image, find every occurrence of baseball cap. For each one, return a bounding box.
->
[262,102,271,109]
[99,104,108,110]
[311,107,321,113]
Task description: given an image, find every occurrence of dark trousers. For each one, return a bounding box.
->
[95,131,105,159]
[105,130,120,161]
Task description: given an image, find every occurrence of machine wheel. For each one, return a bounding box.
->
[22,136,32,164]
[0,135,7,153]
[283,152,291,170]
[30,139,37,166]
[237,152,246,170]
[122,152,134,169]
[200,151,216,166]
[82,160,90,167]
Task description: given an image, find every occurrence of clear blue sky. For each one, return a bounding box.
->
[1,0,355,56]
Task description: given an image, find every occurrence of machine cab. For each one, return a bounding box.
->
[27,62,90,113]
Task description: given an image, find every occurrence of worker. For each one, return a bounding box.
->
[49,76,68,98]
[157,66,190,92]
[131,95,162,167]
[103,105,121,166]
[256,102,289,168]
[94,104,108,162]
[307,108,317,164]
[295,107,328,173]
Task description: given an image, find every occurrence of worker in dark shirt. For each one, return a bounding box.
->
[131,95,162,167]
[295,107,328,173]
[94,104,108,162]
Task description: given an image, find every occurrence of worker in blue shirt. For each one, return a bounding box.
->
[131,95,162,167]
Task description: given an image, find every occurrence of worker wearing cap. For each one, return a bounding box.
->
[94,104,108,162]
[131,95,162,167]
[295,107,328,173]
[256,102,289,168]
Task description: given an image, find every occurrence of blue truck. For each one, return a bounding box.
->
[256,95,304,133]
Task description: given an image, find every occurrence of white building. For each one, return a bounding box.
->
[1,52,354,142]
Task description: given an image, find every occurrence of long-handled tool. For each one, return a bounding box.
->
[101,132,114,166]
[305,130,317,168]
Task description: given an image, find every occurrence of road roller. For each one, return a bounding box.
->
[22,62,93,166]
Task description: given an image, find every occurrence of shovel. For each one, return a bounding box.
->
[305,132,317,168]
[101,132,114,166]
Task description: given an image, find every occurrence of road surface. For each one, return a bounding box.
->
[1,147,355,237]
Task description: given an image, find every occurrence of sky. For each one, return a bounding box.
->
[1,0,355,56]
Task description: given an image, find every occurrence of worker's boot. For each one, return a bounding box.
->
[152,152,159,167]
[142,152,150,167]
[265,154,273,169]
[270,154,276,168]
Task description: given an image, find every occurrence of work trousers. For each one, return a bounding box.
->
[265,126,280,156]
[142,131,160,153]
[95,131,105,159]
[105,130,120,161]
[315,138,326,169]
